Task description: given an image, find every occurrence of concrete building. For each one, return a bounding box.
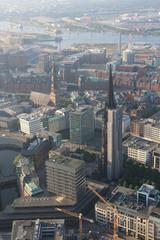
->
[122,49,135,64]
[123,136,157,165]
[37,54,51,73]
[18,113,43,135]
[0,116,18,130]
[46,152,86,203]
[131,119,146,137]
[69,106,94,145]
[48,115,66,133]
[144,122,160,143]
[11,219,64,240]
[102,66,122,180]
[95,185,160,240]
[48,108,70,133]
[152,149,160,172]
[137,184,159,207]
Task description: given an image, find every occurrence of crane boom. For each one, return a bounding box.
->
[55,207,94,240]
[87,185,118,240]
[88,185,114,210]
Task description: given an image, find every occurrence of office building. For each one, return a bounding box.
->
[37,54,51,73]
[122,49,135,64]
[48,108,70,133]
[48,115,66,133]
[123,136,157,165]
[144,122,160,143]
[102,65,122,180]
[95,185,160,240]
[131,119,146,137]
[18,113,43,135]
[137,184,159,207]
[152,149,160,172]
[46,152,86,202]
[69,106,94,145]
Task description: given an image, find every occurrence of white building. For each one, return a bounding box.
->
[18,113,43,135]
[122,49,135,64]
[123,136,157,165]
[95,185,160,240]
[144,122,160,143]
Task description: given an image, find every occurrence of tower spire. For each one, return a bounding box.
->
[50,63,58,105]
[108,65,116,109]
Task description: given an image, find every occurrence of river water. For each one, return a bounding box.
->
[0,20,160,48]
[61,30,160,48]
[0,150,19,210]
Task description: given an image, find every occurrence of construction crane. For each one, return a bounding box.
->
[88,185,120,240]
[55,207,94,240]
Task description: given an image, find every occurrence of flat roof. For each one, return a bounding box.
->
[13,195,75,208]
[109,186,154,217]
[123,136,156,151]
[48,152,85,171]
[11,219,64,240]
[70,105,92,115]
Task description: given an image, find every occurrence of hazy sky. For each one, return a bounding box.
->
[0,0,160,13]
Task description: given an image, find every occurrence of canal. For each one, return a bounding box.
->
[0,150,19,210]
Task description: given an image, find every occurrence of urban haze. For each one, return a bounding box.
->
[0,0,159,240]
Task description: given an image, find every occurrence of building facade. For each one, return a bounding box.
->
[18,113,43,135]
[144,122,160,143]
[69,106,94,145]
[45,152,86,203]
[95,185,160,240]
[122,49,135,64]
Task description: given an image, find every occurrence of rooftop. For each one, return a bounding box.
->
[108,186,157,217]
[13,195,75,208]
[123,136,156,151]
[11,219,64,240]
[48,152,85,171]
[138,184,158,196]
[71,105,93,115]
[18,113,41,121]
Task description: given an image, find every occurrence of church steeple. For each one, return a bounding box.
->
[108,65,116,110]
[50,63,58,106]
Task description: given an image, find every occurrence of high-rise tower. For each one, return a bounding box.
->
[50,63,59,106]
[102,65,122,180]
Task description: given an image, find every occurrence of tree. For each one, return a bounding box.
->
[13,154,22,167]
